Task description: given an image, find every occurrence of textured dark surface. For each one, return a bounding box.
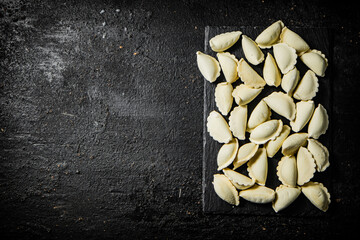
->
[0,0,359,239]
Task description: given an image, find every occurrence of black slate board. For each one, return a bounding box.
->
[202,26,333,216]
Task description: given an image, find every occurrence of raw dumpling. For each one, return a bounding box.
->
[293,70,319,100]
[215,82,233,116]
[247,100,271,132]
[210,31,242,52]
[232,84,262,106]
[207,111,233,143]
[249,119,283,145]
[307,139,330,172]
[217,52,239,83]
[280,27,310,55]
[281,67,300,96]
[266,125,291,158]
[277,156,297,187]
[290,100,315,132]
[213,174,240,206]
[223,168,255,190]
[196,51,221,83]
[255,20,284,49]
[239,185,275,204]
[247,148,268,185]
[281,132,308,156]
[229,105,248,140]
[233,142,259,170]
[263,53,282,87]
[237,58,266,88]
[242,35,264,65]
[300,49,328,77]
[296,146,316,186]
[263,91,296,121]
[302,182,331,212]
[272,185,301,213]
[217,138,239,171]
[308,104,329,139]
[273,43,297,74]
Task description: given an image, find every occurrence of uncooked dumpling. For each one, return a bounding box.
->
[281,67,300,96]
[300,49,328,77]
[242,35,264,65]
[273,43,297,74]
[293,70,319,101]
[249,119,283,145]
[239,185,275,204]
[232,84,262,106]
[207,111,233,143]
[307,104,329,139]
[263,91,296,121]
[277,156,297,187]
[281,133,308,156]
[210,31,242,52]
[301,182,330,212]
[296,147,316,186]
[266,125,291,158]
[247,100,271,132]
[223,168,255,190]
[272,185,301,213]
[307,139,330,172]
[247,148,268,185]
[290,100,315,132]
[217,138,239,171]
[215,82,233,116]
[280,27,310,55]
[237,58,266,88]
[229,105,247,140]
[263,52,282,87]
[212,174,240,206]
[255,20,284,49]
[196,51,221,83]
[217,52,239,83]
[233,142,259,170]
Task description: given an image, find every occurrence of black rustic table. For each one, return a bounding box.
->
[1,0,359,239]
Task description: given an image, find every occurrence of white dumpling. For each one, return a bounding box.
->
[255,20,284,49]
[210,31,242,52]
[302,182,331,212]
[272,185,301,213]
[263,52,282,87]
[307,139,330,172]
[233,142,259,170]
[308,104,329,139]
[217,52,239,83]
[247,100,271,132]
[249,119,283,145]
[293,70,319,100]
[280,27,310,55]
[247,148,268,185]
[229,105,247,140]
[290,100,315,132]
[281,133,308,156]
[215,82,233,116]
[296,146,316,186]
[277,156,297,187]
[217,138,239,171]
[206,111,233,143]
[263,91,296,121]
[223,168,255,190]
[281,67,300,96]
[242,35,264,65]
[273,43,297,74]
[266,125,291,158]
[237,58,266,88]
[212,174,240,206]
[239,185,275,204]
[196,51,221,83]
[232,84,262,106]
[300,49,328,77]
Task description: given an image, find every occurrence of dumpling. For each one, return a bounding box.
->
[266,125,291,158]
[215,82,233,116]
[217,52,239,83]
[249,119,283,145]
[206,110,233,143]
[196,51,221,83]
[247,148,268,185]
[281,67,300,96]
[302,182,331,212]
[277,156,297,187]
[272,185,301,213]
[281,133,308,156]
[290,100,315,132]
[255,20,284,49]
[217,138,239,171]
[239,185,275,204]
[233,142,259,170]
[242,35,264,65]
[223,168,255,190]
[307,139,330,172]
[232,84,262,106]
[263,91,296,121]
[280,27,310,55]
[237,58,266,88]
[229,105,248,140]
[296,146,316,186]
[307,104,329,139]
[209,31,242,52]
[247,100,271,132]
[293,70,319,100]
[263,53,282,87]
[300,49,328,77]
[273,43,297,74]
[212,174,240,206]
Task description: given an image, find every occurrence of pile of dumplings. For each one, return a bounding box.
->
[197,20,331,213]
